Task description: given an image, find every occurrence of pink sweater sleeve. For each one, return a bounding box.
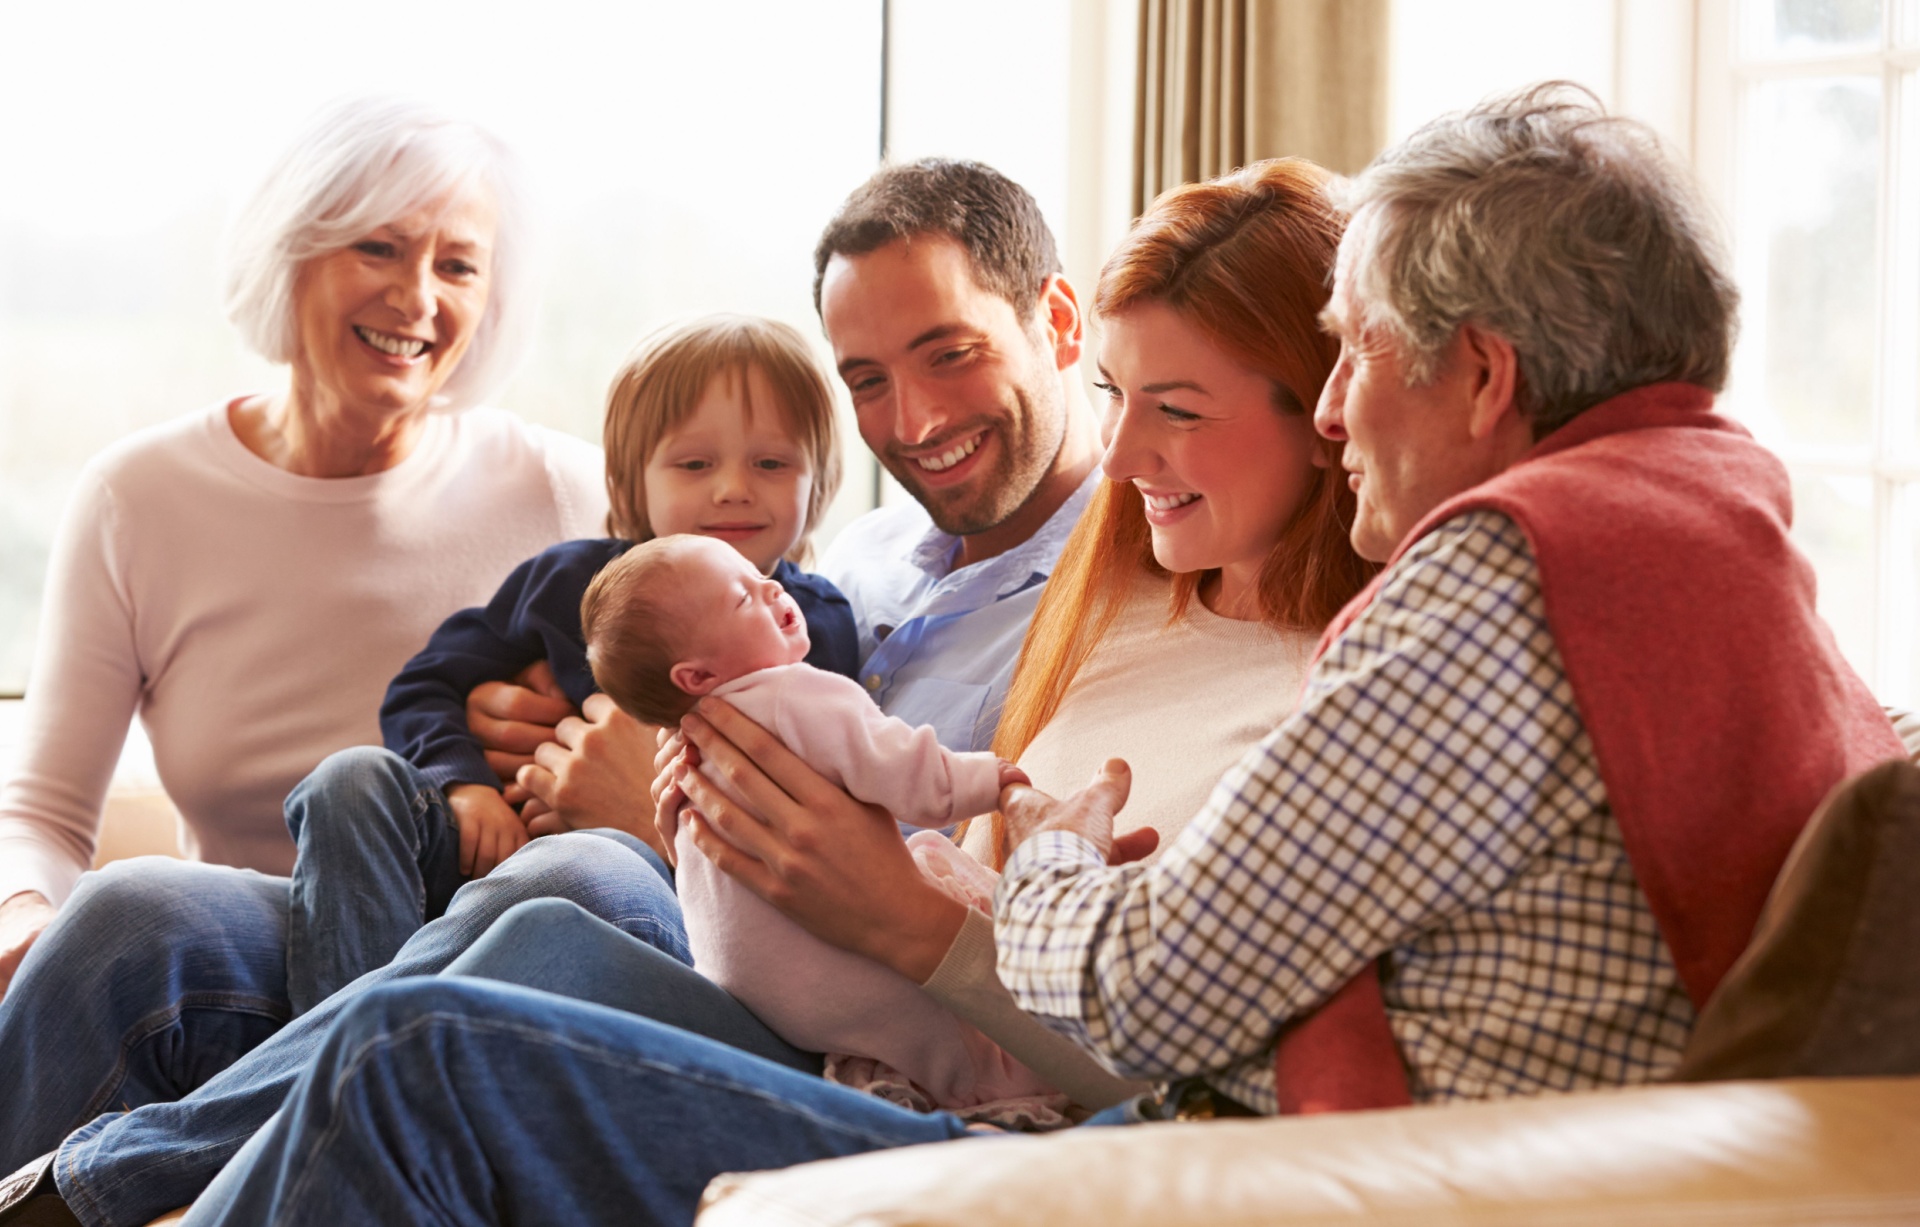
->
[0,465,140,906]
[748,667,1003,828]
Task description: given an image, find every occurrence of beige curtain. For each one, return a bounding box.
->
[1134,0,1388,212]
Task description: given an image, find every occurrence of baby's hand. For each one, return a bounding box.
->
[996,759,1031,790]
[447,783,531,880]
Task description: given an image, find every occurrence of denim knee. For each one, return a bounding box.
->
[284,746,425,847]
[482,897,597,946]
[489,832,658,899]
[481,834,688,963]
[325,978,485,1060]
[61,858,258,957]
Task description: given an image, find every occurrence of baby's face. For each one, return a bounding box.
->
[672,536,811,691]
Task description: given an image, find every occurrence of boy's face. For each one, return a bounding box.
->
[643,365,814,574]
[668,537,811,697]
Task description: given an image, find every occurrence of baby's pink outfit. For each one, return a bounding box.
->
[678,662,1056,1113]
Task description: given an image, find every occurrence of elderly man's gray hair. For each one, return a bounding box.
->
[223,97,536,412]
[1332,82,1739,436]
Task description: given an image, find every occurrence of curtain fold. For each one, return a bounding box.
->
[1134,0,1388,212]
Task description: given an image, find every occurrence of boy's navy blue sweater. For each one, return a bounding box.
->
[380,538,860,793]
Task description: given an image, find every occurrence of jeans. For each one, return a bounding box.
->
[186,977,976,1227]
[284,747,468,1015]
[444,898,820,1075]
[0,788,685,1227]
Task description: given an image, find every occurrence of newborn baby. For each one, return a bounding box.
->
[582,535,1055,1112]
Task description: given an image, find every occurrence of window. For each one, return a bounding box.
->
[0,0,887,698]
[1697,0,1920,708]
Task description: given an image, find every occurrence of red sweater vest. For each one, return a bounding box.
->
[1270,383,1907,1114]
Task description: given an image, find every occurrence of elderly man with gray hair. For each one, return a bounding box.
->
[992,81,1908,1111]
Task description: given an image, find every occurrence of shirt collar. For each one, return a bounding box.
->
[907,468,1102,599]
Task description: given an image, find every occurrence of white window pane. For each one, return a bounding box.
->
[1732,78,1881,452]
[1899,70,1920,457]
[1746,0,1883,55]
[1791,471,1877,680]
[1890,482,1920,709]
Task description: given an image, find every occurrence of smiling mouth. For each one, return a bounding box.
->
[911,431,986,473]
[701,524,767,538]
[1141,491,1200,512]
[354,325,431,359]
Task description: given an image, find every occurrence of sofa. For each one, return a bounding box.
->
[698,1076,1920,1225]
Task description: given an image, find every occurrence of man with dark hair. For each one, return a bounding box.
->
[812,158,1102,751]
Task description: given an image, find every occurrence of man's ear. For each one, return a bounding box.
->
[1458,322,1522,442]
[1037,273,1084,371]
[669,661,722,697]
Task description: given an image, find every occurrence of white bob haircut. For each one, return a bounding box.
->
[1331,82,1740,437]
[223,96,536,412]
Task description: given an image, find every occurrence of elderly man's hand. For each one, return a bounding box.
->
[516,694,669,858]
[997,759,1156,865]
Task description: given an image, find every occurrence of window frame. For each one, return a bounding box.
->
[1694,0,1920,706]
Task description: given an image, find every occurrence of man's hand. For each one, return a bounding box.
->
[447,784,530,879]
[998,758,1153,865]
[466,660,577,796]
[0,891,57,1001]
[516,694,668,857]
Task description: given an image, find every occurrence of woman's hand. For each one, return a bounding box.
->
[675,699,968,983]
[0,890,57,1000]
[466,660,577,803]
[516,694,668,858]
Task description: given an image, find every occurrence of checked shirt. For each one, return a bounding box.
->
[995,509,1696,1113]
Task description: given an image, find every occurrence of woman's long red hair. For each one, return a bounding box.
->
[980,159,1378,867]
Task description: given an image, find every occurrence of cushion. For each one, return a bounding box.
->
[1676,758,1920,1081]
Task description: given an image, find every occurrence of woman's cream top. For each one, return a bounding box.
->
[929,568,1317,1108]
[958,567,1315,866]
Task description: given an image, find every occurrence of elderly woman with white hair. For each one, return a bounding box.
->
[0,97,690,1216]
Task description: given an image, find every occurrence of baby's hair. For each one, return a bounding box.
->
[581,539,702,728]
[602,314,843,564]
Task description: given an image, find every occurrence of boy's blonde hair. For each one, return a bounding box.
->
[603,315,842,564]
[581,540,701,727]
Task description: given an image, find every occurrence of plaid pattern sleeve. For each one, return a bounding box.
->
[994,510,1695,1112]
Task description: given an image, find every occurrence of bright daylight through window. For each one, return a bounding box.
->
[1700,0,1920,708]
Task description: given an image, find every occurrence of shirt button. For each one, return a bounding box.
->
[865,674,883,691]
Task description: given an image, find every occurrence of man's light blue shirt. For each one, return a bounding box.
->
[819,471,1100,753]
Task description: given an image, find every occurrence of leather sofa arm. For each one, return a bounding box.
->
[699,1077,1920,1226]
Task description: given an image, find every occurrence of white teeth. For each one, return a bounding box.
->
[1144,491,1201,512]
[354,326,428,358]
[915,433,982,472]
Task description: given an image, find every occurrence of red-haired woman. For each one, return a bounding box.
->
[170,161,1379,1225]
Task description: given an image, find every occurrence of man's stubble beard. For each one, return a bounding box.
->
[883,369,1067,539]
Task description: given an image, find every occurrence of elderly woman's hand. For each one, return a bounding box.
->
[674,699,969,983]
[516,694,669,858]
[997,760,1157,866]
